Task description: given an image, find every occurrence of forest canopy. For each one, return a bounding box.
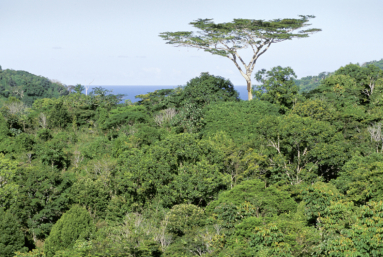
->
[2,59,383,256]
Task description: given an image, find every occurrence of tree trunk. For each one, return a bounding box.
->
[247,80,253,100]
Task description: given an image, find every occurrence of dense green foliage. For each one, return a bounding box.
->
[0,68,68,106]
[0,209,27,256]
[202,100,280,144]
[43,205,95,257]
[3,60,383,256]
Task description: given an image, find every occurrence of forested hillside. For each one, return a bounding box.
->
[1,64,383,256]
[295,58,383,92]
[0,67,68,106]
[362,58,383,69]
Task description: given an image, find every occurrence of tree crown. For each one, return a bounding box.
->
[159,16,321,57]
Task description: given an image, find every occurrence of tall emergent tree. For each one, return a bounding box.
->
[160,16,321,100]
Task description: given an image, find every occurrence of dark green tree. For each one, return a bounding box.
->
[37,128,52,142]
[160,16,321,100]
[11,133,35,153]
[49,100,70,129]
[0,209,27,257]
[36,139,67,169]
[11,166,73,242]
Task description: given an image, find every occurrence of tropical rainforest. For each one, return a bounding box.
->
[1,59,383,256]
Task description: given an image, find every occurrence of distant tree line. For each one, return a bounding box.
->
[295,58,383,93]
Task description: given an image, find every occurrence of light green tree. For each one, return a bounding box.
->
[160,16,320,100]
[0,154,19,209]
[254,66,299,113]
[324,201,383,256]
[0,113,10,152]
[44,205,95,257]
[167,204,205,236]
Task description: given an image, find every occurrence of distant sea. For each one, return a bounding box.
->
[83,85,248,103]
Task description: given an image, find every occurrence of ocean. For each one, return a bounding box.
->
[83,85,249,103]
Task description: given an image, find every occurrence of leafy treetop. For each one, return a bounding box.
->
[160,16,321,100]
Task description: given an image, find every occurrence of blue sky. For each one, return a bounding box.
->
[1,0,382,86]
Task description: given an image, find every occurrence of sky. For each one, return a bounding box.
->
[1,0,383,86]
